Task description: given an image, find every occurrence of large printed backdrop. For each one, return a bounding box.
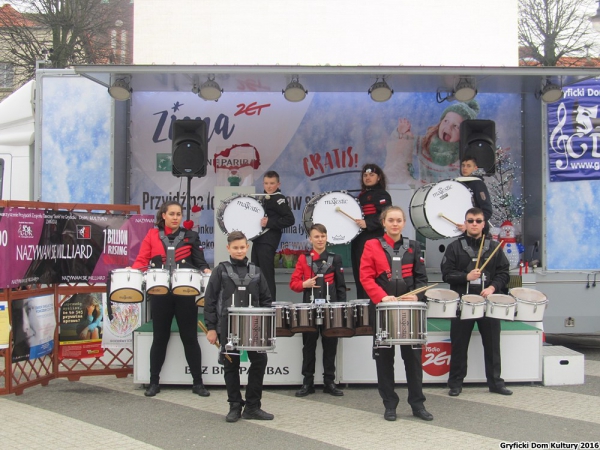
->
[130,91,522,264]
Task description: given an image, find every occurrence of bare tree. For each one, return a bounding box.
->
[519,0,598,66]
[0,0,132,86]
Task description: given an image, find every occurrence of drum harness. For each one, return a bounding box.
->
[379,237,410,297]
[159,229,185,274]
[222,261,258,308]
[460,238,490,294]
[306,254,334,325]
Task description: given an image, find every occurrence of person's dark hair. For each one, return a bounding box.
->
[465,207,484,218]
[380,205,405,223]
[462,155,478,165]
[309,223,327,235]
[155,201,182,228]
[263,170,280,182]
[360,163,387,190]
[227,231,247,244]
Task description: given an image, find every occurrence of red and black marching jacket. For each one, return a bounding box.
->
[356,187,392,242]
[289,249,346,303]
[359,234,428,304]
[131,227,209,272]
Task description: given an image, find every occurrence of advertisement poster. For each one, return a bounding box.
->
[58,293,104,360]
[11,294,56,362]
[0,301,9,349]
[101,295,141,350]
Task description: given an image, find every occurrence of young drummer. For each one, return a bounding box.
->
[290,224,346,397]
[204,231,274,422]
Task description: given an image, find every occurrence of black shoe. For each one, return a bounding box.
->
[412,408,434,421]
[322,383,344,396]
[384,408,397,421]
[192,384,210,397]
[489,386,513,396]
[226,402,242,423]
[295,384,315,397]
[242,407,274,420]
[448,387,462,397]
[144,384,160,397]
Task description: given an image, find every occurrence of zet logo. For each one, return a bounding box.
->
[422,341,452,377]
[156,153,172,172]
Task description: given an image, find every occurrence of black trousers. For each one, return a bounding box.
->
[448,317,504,389]
[374,345,426,411]
[350,237,367,299]
[222,349,268,409]
[301,327,338,385]
[149,295,203,385]
[251,242,277,299]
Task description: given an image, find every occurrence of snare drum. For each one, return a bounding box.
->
[216,195,266,240]
[171,268,202,296]
[350,299,372,336]
[272,301,294,337]
[145,268,170,295]
[460,294,486,320]
[485,294,516,321]
[375,301,427,347]
[409,180,473,240]
[426,288,460,318]
[109,269,144,303]
[289,303,317,333]
[510,288,548,322]
[226,307,276,351]
[322,302,355,338]
[302,191,363,244]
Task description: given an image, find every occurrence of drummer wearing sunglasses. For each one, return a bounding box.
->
[441,207,511,397]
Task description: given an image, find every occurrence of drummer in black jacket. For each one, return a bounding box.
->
[251,170,295,299]
[204,231,274,423]
[441,207,511,397]
[457,156,493,235]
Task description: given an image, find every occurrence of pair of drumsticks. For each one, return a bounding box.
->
[474,236,503,271]
[395,283,438,300]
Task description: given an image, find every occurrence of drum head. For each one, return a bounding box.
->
[509,288,547,303]
[217,195,265,239]
[426,288,459,302]
[302,191,362,244]
[410,180,473,239]
[488,294,515,305]
[461,294,485,304]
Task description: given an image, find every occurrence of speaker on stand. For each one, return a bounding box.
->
[459,119,496,175]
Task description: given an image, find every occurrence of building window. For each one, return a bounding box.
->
[0,63,14,89]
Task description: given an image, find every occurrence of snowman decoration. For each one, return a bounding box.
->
[499,220,520,269]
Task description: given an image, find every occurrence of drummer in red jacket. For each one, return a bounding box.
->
[359,205,433,422]
[290,223,347,397]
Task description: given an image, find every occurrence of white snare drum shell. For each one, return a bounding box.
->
[510,288,548,322]
[485,294,516,321]
[110,269,144,303]
[459,294,486,320]
[426,288,460,318]
[171,269,202,296]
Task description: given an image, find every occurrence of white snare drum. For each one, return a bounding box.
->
[216,195,266,240]
[409,180,473,240]
[350,299,372,336]
[145,268,170,295]
[485,294,516,321]
[226,307,276,351]
[195,273,212,306]
[460,294,486,320]
[171,268,202,296]
[109,269,144,303]
[272,301,294,337]
[302,191,363,244]
[510,288,548,322]
[375,301,427,347]
[426,288,460,318]
[289,303,317,333]
[322,302,355,338]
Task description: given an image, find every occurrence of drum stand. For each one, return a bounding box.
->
[311,283,331,326]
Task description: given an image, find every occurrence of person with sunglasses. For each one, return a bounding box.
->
[441,207,511,397]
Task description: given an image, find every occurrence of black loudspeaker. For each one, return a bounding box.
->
[171,119,208,177]
[459,119,496,175]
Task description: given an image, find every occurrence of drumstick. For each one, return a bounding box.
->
[475,236,485,270]
[335,206,358,221]
[396,283,439,299]
[438,213,462,227]
[198,319,232,363]
[478,243,503,272]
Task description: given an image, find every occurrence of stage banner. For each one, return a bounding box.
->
[0,208,153,288]
[58,293,105,360]
[11,294,56,362]
[129,91,522,264]
[101,295,141,350]
[548,78,600,182]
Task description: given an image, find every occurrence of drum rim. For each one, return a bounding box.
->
[509,287,547,302]
[487,294,516,305]
[514,297,549,306]
[349,299,371,304]
[376,301,427,308]
[427,298,460,304]
[291,303,316,309]
[228,307,276,313]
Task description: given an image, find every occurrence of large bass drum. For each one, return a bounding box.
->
[216,195,266,240]
[409,180,473,240]
[302,191,363,244]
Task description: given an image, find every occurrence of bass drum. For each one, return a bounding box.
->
[302,191,363,244]
[216,195,266,240]
[409,180,473,240]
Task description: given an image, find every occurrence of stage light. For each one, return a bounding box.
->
[198,76,222,101]
[368,78,393,102]
[283,76,307,102]
[453,77,477,102]
[538,79,564,103]
[108,78,131,101]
